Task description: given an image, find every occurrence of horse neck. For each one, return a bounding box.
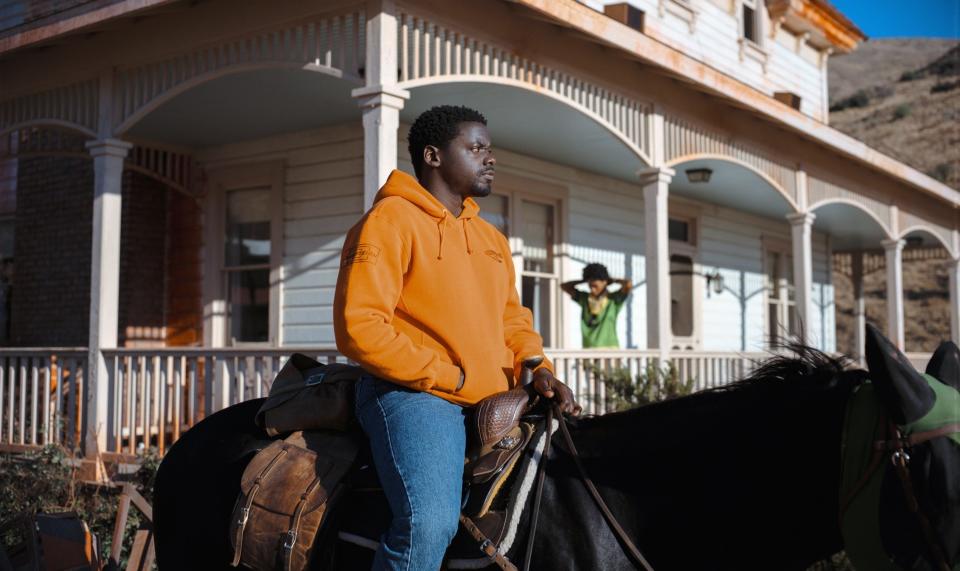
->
[568,374,856,566]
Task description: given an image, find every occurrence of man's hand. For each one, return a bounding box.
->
[531,368,582,416]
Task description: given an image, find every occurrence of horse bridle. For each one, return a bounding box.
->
[522,404,655,571]
[839,385,960,571]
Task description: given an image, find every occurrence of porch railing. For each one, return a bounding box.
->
[2,347,930,458]
[99,348,344,456]
[0,348,87,451]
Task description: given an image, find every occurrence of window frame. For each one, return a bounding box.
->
[478,183,564,349]
[667,207,702,350]
[763,237,798,347]
[203,161,284,347]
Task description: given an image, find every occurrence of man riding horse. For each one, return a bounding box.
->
[333,105,581,570]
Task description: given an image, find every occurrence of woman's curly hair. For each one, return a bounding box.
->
[583,263,611,282]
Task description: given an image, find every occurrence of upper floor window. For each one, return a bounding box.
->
[741,0,761,43]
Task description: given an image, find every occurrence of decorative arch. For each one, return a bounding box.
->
[666,153,799,212]
[0,79,100,138]
[394,12,655,165]
[808,197,895,239]
[899,225,956,258]
[662,114,799,202]
[113,9,365,135]
[401,75,653,166]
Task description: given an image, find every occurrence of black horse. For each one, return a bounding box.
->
[154,325,959,570]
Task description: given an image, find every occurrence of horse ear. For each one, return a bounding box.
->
[925,340,960,390]
[864,323,936,424]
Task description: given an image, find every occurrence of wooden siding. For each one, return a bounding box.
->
[196,123,835,354]
[195,124,364,346]
[582,0,826,121]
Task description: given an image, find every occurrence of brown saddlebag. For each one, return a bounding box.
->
[255,353,365,436]
[229,430,358,570]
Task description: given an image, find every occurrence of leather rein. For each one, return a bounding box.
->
[521,403,655,571]
[839,415,960,571]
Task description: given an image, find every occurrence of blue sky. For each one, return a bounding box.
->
[830,0,959,39]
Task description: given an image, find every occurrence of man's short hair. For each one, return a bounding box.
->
[408,105,487,177]
[583,263,611,282]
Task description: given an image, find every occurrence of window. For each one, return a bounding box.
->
[520,200,557,348]
[224,188,271,343]
[479,192,560,348]
[741,0,760,43]
[479,194,509,237]
[668,211,700,349]
[766,249,797,345]
[669,217,695,244]
[205,162,282,347]
[670,255,694,337]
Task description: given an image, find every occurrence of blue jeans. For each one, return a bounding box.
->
[354,376,467,570]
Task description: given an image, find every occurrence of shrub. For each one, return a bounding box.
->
[0,445,160,567]
[931,80,960,94]
[900,69,922,82]
[892,104,912,120]
[929,162,953,183]
[830,89,871,112]
[590,361,696,411]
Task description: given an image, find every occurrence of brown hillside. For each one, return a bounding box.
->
[829,40,960,188]
[829,40,958,355]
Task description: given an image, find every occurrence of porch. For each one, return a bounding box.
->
[0,346,784,461]
[0,0,957,470]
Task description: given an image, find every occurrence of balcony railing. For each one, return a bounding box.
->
[0,346,922,459]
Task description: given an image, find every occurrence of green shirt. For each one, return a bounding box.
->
[573,289,628,348]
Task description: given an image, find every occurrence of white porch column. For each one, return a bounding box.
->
[948,258,960,343]
[787,212,815,344]
[882,238,905,350]
[639,167,674,363]
[851,252,866,364]
[353,0,409,210]
[85,138,132,459]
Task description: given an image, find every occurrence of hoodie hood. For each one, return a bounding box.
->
[374,169,479,221]
[375,170,480,259]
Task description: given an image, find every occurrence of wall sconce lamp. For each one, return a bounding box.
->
[669,269,725,295]
[685,168,713,184]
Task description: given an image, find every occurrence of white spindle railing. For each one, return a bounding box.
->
[0,349,87,451]
[546,349,768,414]
[4,347,883,457]
[101,348,345,455]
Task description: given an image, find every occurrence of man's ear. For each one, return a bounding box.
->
[423,145,441,169]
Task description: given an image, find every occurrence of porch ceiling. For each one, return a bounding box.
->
[125,68,360,148]
[811,202,889,250]
[402,82,645,183]
[669,158,794,219]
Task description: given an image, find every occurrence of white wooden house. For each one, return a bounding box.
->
[0,0,956,468]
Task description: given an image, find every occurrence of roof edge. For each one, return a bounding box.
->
[512,0,957,206]
[0,0,177,58]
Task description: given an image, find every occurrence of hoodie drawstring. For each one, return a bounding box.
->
[437,211,447,260]
[463,218,473,254]
[437,210,475,259]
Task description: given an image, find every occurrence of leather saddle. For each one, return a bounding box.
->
[332,385,542,566]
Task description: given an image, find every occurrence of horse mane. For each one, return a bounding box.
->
[573,343,867,430]
[708,342,863,395]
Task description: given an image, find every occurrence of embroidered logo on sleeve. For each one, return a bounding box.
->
[484,249,503,263]
[342,244,381,267]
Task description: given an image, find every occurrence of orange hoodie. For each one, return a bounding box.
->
[333,170,552,406]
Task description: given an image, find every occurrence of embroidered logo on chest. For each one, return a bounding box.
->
[484,249,503,263]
